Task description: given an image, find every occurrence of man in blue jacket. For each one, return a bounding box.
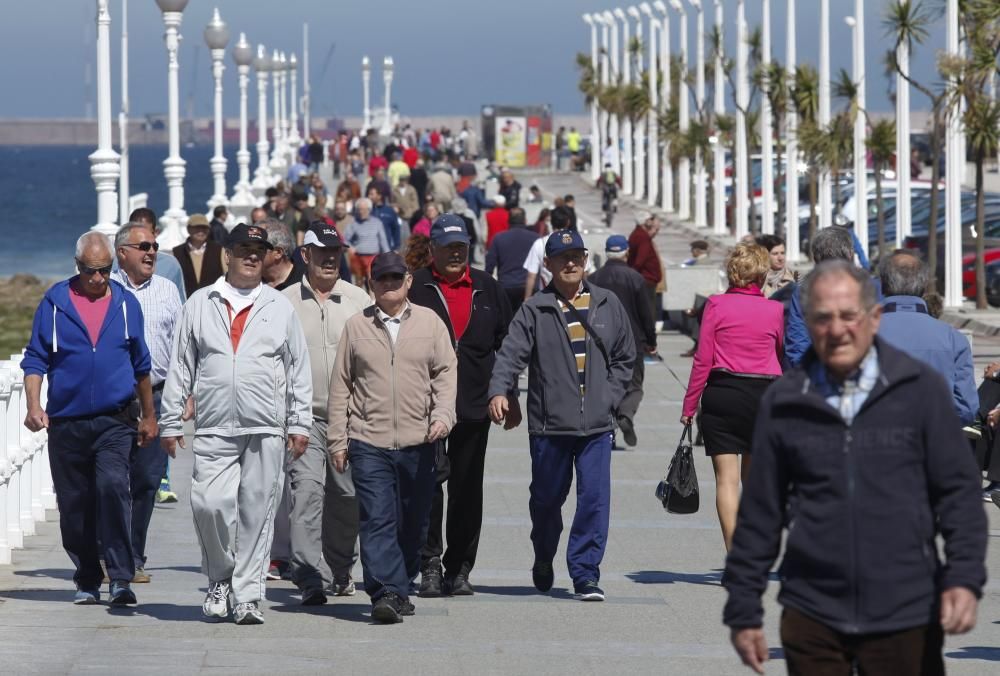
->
[725,260,986,675]
[877,249,978,425]
[22,232,157,607]
[488,230,635,602]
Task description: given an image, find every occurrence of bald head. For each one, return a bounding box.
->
[75,231,113,262]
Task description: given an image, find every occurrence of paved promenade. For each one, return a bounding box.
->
[1,173,999,674]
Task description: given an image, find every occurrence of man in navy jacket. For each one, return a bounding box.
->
[725,260,986,675]
[22,232,156,607]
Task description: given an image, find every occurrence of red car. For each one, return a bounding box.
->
[962,249,1000,298]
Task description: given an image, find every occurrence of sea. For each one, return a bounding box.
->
[0,144,242,280]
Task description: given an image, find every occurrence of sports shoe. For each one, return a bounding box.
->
[992,491,1000,510]
[109,580,137,605]
[573,580,605,602]
[445,573,474,596]
[73,587,100,605]
[418,557,443,597]
[532,561,554,593]
[332,574,356,596]
[156,479,179,504]
[617,416,638,447]
[982,481,1000,503]
[132,567,151,584]
[266,560,286,581]
[203,580,232,619]
[301,587,327,606]
[372,592,407,624]
[234,601,264,625]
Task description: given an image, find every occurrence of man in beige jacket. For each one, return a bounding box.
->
[328,251,457,624]
[283,223,372,606]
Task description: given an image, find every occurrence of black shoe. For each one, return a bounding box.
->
[532,561,554,593]
[301,587,328,606]
[372,592,406,624]
[109,580,137,606]
[618,416,637,447]
[573,580,605,602]
[445,574,474,596]
[400,599,416,616]
[418,557,443,597]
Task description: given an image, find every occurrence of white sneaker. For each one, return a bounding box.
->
[202,580,232,619]
[234,601,264,625]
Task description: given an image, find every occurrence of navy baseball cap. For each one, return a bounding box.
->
[545,229,587,257]
[430,214,471,246]
[226,223,273,249]
[605,235,629,253]
[370,251,408,279]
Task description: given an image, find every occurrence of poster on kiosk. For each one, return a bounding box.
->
[481,105,553,169]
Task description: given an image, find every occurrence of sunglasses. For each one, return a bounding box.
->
[232,244,268,258]
[77,260,113,276]
[121,241,160,253]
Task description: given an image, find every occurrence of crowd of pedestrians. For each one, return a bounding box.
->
[19,123,995,672]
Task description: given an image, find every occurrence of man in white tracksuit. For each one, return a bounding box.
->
[160,223,312,625]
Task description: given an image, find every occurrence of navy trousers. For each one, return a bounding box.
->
[130,390,166,568]
[528,432,612,586]
[47,414,136,589]
[349,439,436,602]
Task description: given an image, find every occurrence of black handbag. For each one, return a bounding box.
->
[655,425,699,514]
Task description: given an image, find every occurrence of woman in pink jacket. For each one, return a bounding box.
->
[680,243,783,553]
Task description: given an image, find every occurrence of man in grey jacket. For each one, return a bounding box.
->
[160,224,312,626]
[488,230,635,602]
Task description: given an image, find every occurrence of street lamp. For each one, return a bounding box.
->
[895,12,911,246]
[670,0,690,220]
[628,6,645,199]
[819,0,832,230]
[735,0,750,239]
[785,0,801,259]
[279,52,290,161]
[381,56,394,137]
[640,3,659,206]
[269,49,286,180]
[583,14,602,182]
[688,0,707,228]
[654,0,674,212]
[598,15,611,176]
[760,0,774,235]
[230,32,255,220]
[845,2,868,250]
[614,7,634,196]
[362,56,372,131]
[287,53,302,148]
[155,0,190,247]
[251,44,272,195]
[91,0,121,238]
[204,7,230,211]
[118,0,130,227]
[712,0,726,234]
[945,0,963,306]
[603,11,621,176]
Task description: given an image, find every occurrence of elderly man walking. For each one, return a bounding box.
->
[328,251,457,623]
[409,214,517,597]
[22,232,157,606]
[160,224,312,625]
[111,224,182,585]
[488,230,635,601]
[344,197,391,285]
[283,223,371,605]
[724,260,987,675]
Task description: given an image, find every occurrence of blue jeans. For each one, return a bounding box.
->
[528,432,612,586]
[130,390,166,568]
[349,439,437,602]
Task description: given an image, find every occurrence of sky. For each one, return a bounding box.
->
[0,0,953,121]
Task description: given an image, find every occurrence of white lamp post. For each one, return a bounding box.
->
[118,0,129,227]
[760,0,774,235]
[670,0,690,220]
[846,3,868,251]
[785,0,800,259]
[627,6,645,199]
[895,21,911,246]
[654,1,674,212]
[688,0,707,227]
[362,56,372,131]
[599,16,611,174]
[251,44,272,195]
[603,11,622,175]
[155,0,189,246]
[381,56,394,137]
[583,14,602,182]
[819,0,832,230]
[735,0,750,239]
[944,0,963,306]
[712,0,726,234]
[614,8,634,195]
[302,24,311,141]
[91,0,121,238]
[230,32,255,220]
[287,53,302,148]
[269,49,286,180]
[640,3,659,206]
[204,7,229,211]
[279,53,290,160]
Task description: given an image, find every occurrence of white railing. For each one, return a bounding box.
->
[0,358,55,565]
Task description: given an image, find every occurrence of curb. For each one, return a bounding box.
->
[939,311,1000,338]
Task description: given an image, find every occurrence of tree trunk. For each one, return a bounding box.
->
[976,150,987,309]
[876,166,886,262]
[746,127,758,233]
[808,170,818,258]
[774,113,785,237]
[833,168,842,215]
[927,116,942,290]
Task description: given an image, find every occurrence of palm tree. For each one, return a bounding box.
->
[867,119,897,260]
[824,112,854,214]
[964,99,1000,308]
[725,26,763,230]
[793,64,821,249]
[797,120,826,254]
[756,61,790,234]
[575,52,601,106]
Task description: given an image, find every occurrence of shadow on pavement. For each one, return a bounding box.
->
[945,646,1000,661]
[471,584,575,599]
[626,570,722,587]
[12,567,74,581]
[111,603,207,622]
[269,601,373,624]
[0,588,76,602]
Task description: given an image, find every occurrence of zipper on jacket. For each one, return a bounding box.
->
[376,317,399,450]
[844,426,859,633]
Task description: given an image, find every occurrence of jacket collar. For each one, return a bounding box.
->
[535,282,606,310]
[881,295,928,313]
[299,275,352,304]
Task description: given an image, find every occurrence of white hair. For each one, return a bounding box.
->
[75,231,113,260]
[606,250,628,261]
[355,197,373,211]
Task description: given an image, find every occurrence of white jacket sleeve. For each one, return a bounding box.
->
[283,309,313,437]
[160,301,198,438]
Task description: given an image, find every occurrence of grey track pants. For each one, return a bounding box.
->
[190,434,284,604]
[288,420,360,590]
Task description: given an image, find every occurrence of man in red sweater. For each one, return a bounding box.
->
[626,211,663,319]
[485,194,510,250]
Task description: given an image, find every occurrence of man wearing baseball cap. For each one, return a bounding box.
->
[587,235,658,447]
[160,223,313,625]
[282,223,372,605]
[328,251,457,623]
[408,214,519,597]
[488,230,635,602]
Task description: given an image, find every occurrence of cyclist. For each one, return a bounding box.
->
[596,164,621,224]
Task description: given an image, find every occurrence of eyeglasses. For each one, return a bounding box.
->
[807,308,870,329]
[77,260,113,276]
[121,241,160,253]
